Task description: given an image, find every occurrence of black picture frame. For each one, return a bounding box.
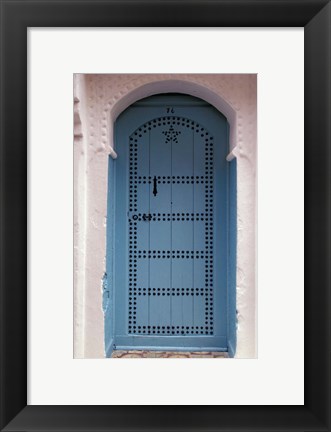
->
[1,1,330,431]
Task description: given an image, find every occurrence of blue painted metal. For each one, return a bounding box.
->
[227,158,237,357]
[104,157,115,357]
[106,94,236,354]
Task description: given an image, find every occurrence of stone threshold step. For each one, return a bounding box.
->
[111,350,228,358]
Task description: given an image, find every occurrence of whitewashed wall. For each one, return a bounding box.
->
[74,74,257,358]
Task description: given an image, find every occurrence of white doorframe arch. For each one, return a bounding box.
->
[102,78,239,159]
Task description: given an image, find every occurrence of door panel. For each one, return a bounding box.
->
[113,95,229,351]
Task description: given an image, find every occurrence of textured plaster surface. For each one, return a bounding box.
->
[73,74,257,358]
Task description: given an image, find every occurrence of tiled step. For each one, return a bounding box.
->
[111,350,228,358]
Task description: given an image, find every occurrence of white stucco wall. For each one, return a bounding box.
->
[74,73,257,358]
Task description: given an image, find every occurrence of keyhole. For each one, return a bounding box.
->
[153,176,158,197]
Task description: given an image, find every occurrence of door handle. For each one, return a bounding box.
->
[153,176,158,197]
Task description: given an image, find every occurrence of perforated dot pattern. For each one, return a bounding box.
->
[128,116,214,336]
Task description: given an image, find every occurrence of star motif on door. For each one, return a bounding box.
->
[162,125,181,143]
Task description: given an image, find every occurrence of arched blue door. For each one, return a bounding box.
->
[105,94,236,355]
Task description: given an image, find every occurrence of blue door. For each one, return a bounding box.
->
[106,94,236,355]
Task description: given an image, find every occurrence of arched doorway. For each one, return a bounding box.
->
[105,93,237,356]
